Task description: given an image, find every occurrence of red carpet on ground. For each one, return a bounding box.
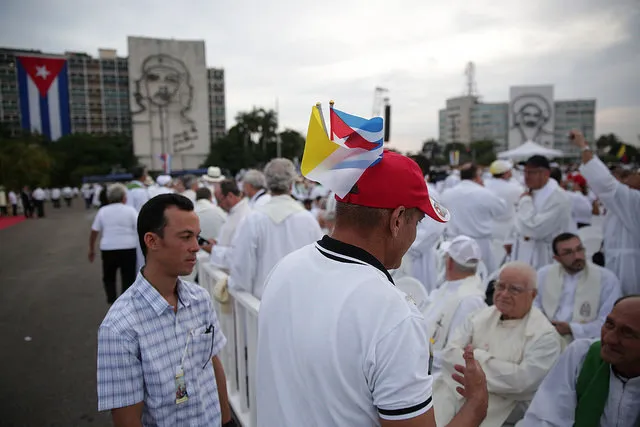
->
[0,216,25,230]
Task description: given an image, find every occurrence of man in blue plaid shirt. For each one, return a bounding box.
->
[97,194,236,426]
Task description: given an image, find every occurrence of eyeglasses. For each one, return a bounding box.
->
[558,246,586,257]
[494,282,531,295]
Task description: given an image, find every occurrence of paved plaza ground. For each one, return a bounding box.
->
[0,201,113,426]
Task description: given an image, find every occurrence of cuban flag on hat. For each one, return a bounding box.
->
[16,55,71,141]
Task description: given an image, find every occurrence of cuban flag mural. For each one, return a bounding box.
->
[16,55,71,141]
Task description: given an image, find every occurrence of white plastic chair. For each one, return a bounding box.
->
[396,276,429,313]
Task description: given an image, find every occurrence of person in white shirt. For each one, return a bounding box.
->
[435,261,562,427]
[256,150,488,427]
[570,130,640,296]
[206,179,251,269]
[228,158,323,299]
[242,169,271,208]
[518,295,640,427]
[147,175,174,198]
[510,155,574,269]
[536,232,622,345]
[32,187,46,217]
[51,187,61,208]
[440,163,509,274]
[126,166,150,212]
[62,186,73,207]
[0,186,6,216]
[424,236,488,372]
[485,160,524,265]
[193,187,227,241]
[88,183,139,304]
[8,189,18,216]
[81,185,94,210]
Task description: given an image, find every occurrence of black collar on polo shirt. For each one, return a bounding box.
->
[315,235,394,285]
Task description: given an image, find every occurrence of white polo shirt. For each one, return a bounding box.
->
[256,236,433,427]
[92,203,139,250]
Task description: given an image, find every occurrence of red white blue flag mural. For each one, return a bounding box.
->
[16,55,71,141]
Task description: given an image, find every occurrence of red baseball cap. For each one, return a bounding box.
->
[336,150,450,223]
[570,174,587,188]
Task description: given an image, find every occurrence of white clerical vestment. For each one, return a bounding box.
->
[580,156,640,296]
[209,198,251,269]
[228,195,323,299]
[422,276,486,372]
[512,179,574,269]
[434,306,562,427]
[194,199,227,240]
[126,181,151,271]
[535,262,621,341]
[517,339,640,427]
[440,180,509,274]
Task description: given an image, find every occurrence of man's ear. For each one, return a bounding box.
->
[144,232,159,254]
[389,206,405,238]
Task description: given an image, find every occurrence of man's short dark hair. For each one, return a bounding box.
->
[219,179,241,197]
[335,201,419,233]
[131,166,146,180]
[613,294,640,306]
[196,187,212,201]
[137,194,194,257]
[552,232,580,255]
[460,163,478,181]
[525,155,551,170]
[550,167,562,184]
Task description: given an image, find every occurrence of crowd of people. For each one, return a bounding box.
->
[89,130,639,427]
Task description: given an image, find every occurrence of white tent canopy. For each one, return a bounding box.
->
[497,141,564,161]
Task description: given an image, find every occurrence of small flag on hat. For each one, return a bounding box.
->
[301,102,384,198]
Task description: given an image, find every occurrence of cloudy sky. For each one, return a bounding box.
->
[2,0,639,152]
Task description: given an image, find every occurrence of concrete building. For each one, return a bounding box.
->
[208,68,226,142]
[438,86,595,156]
[0,48,30,136]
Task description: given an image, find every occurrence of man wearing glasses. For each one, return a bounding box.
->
[509,155,574,269]
[534,232,622,346]
[433,261,562,427]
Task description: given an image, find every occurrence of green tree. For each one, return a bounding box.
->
[470,140,496,165]
[421,139,442,160]
[0,139,52,189]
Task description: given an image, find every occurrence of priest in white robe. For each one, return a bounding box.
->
[440,164,509,274]
[535,232,621,345]
[423,236,487,372]
[434,261,562,427]
[517,295,640,427]
[126,166,151,271]
[485,160,524,266]
[228,158,322,299]
[242,169,271,208]
[511,155,574,270]
[570,130,640,296]
[206,179,251,269]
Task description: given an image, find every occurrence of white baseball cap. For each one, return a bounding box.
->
[441,235,482,267]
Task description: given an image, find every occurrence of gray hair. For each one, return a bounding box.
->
[264,158,296,194]
[499,261,537,289]
[107,183,127,203]
[243,169,267,190]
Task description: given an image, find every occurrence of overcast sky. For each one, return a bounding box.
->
[2,0,639,152]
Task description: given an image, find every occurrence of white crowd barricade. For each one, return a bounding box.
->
[197,261,260,427]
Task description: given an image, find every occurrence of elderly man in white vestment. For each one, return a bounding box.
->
[434,261,563,427]
[510,155,574,270]
[193,187,227,241]
[535,232,622,345]
[242,169,271,208]
[570,130,640,296]
[206,179,251,269]
[228,158,322,299]
[440,163,509,274]
[424,236,487,372]
[517,295,640,427]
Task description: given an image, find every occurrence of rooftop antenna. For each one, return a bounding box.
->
[464,61,478,97]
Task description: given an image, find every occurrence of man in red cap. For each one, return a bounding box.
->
[255,151,488,427]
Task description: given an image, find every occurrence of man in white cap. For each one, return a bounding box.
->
[485,160,524,265]
[201,166,225,193]
[434,261,562,427]
[148,175,174,198]
[440,163,509,274]
[423,235,488,373]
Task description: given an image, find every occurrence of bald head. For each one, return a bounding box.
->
[601,294,640,377]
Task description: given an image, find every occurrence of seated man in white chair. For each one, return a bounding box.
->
[423,235,487,373]
[434,261,563,427]
[535,232,622,345]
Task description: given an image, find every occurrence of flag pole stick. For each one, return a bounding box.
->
[329,100,335,141]
[316,102,328,138]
